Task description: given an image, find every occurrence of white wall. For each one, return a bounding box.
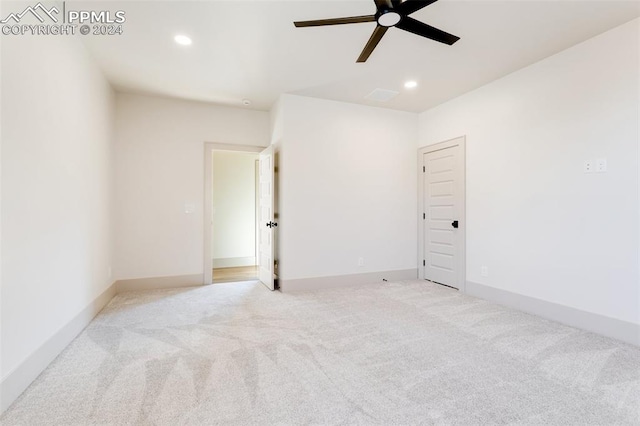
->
[212,151,257,266]
[419,19,640,325]
[276,95,419,281]
[114,94,269,281]
[270,97,284,144]
[1,34,115,379]
[0,1,4,403]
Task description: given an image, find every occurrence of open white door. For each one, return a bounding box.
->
[258,146,276,290]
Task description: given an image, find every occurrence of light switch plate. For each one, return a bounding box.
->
[596,158,607,173]
[583,161,594,173]
[184,203,196,214]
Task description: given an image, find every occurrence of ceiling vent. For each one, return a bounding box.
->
[365,88,399,102]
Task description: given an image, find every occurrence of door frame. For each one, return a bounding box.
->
[203,142,266,285]
[417,136,467,291]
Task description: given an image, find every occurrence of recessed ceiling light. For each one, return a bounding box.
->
[404,80,418,89]
[242,99,252,106]
[174,35,192,46]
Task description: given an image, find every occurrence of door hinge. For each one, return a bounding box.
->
[423,260,426,266]
[423,213,425,220]
[423,166,425,173]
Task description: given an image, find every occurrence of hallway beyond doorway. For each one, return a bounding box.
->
[212,265,258,284]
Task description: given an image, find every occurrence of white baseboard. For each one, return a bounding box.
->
[115,274,203,292]
[0,282,117,413]
[466,281,640,346]
[279,269,418,293]
[212,257,256,268]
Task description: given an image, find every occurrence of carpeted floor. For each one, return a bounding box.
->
[2,280,639,425]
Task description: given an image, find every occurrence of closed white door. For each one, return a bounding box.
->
[422,140,464,289]
[258,146,276,290]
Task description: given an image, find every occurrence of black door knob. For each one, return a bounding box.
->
[452,220,459,229]
[266,221,278,228]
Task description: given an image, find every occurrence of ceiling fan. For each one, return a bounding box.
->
[294,0,460,63]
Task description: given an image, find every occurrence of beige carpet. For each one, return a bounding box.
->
[2,280,639,425]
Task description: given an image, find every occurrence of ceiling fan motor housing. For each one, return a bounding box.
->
[377,10,402,27]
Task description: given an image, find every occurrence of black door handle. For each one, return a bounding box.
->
[266,221,278,228]
[451,220,459,229]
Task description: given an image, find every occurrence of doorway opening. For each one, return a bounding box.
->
[210,150,259,283]
[203,143,265,285]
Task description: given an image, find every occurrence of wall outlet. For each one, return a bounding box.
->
[596,158,607,173]
[481,266,489,277]
[583,160,593,173]
[358,257,364,267]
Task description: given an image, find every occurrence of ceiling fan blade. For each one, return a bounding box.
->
[374,0,394,11]
[294,15,375,27]
[357,25,389,62]
[396,0,439,16]
[396,17,460,45]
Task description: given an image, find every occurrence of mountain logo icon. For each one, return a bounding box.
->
[1,3,59,24]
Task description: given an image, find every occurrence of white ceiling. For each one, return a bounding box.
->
[80,0,640,112]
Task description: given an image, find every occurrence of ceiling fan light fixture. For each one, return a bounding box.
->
[377,11,401,27]
[404,80,418,89]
